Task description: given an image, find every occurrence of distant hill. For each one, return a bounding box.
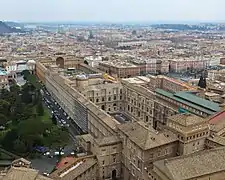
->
[0,21,23,34]
[4,21,24,29]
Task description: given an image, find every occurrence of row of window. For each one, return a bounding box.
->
[90,95,123,103]
[89,89,123,96]
[178,131,209,141]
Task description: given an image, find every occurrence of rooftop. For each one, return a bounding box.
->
[169,113,207,127]
[156,88,220,115]
[122,76,150,84]
[154,147,225,180]
[95,136,121,147]
[50,156,97,180]
[175,91,220,112]
[207,135,225,146]
[1,166,52,180]
[99,60,137,68]
[118,121,177,150]
[208,110,225,133]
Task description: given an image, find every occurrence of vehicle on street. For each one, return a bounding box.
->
[43,172,50,177]
[44,152,50,156]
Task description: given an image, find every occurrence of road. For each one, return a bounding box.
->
[41,87,82,145]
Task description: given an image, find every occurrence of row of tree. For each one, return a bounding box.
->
[0,71,69,155]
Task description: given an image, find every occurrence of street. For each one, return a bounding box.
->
[42,87,83,143]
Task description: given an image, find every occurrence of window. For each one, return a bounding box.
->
[138,111,140,117]
[137,160,141,169]
[102,97,105,102]
[108,97,111,101]
[101,105,105,110]
[102,160,105,165]
[113,103,117,107]
[96,98,99,103]
[120,96,122,100]
[114,96,117,100]
[146,116,149,122]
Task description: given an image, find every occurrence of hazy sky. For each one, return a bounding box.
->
[1,0,224,22]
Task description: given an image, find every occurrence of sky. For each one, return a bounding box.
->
[1,0,224,22]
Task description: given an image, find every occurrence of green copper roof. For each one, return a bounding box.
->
[174,91,220,112]
[155,88,220,115]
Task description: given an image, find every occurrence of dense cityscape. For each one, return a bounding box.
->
[1,3,225,180]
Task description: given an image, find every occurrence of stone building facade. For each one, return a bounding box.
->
[36,57,225,180]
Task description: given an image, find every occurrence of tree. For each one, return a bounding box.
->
[17,119,51,150]
[2,129,18,150]
[45,126,69,154]
[11,96,27,124]
[21,70,30,80]
[21,84,33,104]
[13,139,27,153]
[0,100,10,117]
[0,114,8,126]
[10,84,20,94]
[0,88,14,104]
[52,114,57,125]
[198,76,207,89]
[37,102,44,116]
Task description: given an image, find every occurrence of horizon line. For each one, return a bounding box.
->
[3,20,225,25]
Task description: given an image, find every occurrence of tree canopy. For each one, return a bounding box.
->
[198,76,207,89]
[0,75,69,154]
